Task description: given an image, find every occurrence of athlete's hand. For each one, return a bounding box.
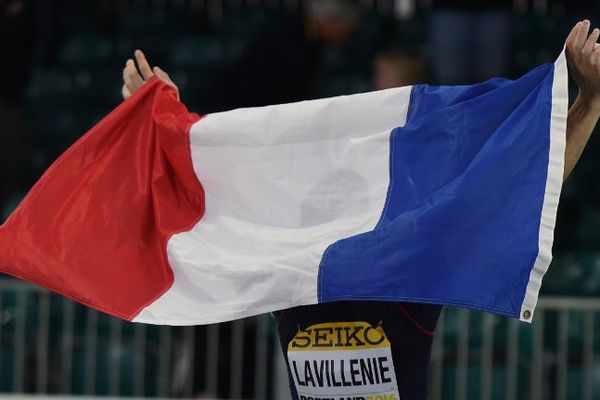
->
[566,20,600,112]
[122,49,179,100]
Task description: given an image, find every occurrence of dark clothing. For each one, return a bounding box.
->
[210,16,321,111]
[274,301,442,400]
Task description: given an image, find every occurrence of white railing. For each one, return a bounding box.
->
[431,298,600,400]
[0,280,280,398]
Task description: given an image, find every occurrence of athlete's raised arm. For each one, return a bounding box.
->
[564,20,600,180]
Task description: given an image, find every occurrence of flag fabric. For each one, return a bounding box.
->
[0,51,567,325]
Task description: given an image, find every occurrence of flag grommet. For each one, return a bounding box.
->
[523,310,532,320]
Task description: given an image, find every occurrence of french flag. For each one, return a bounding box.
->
[0,52,567,325]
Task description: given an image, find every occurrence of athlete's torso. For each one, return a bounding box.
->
[274,301,442,400]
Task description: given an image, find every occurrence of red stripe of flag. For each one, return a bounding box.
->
[0,77,204,321]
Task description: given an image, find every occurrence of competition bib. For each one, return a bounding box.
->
[287,321,400,400]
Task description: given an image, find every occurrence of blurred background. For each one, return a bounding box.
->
[0,0,599,399]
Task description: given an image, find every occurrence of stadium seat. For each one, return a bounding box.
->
[30,66,121,101]
[27,68,74,100]
[118,4,197,35]
[219,8,285,36]
[170,36,249,70]
[59,34,115,66]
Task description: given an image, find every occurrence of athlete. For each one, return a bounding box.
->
[121,21,600,399]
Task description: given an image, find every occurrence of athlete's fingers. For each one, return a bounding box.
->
[153,66,174,86]
[123,59,144,91]
[122,60,130,82]
[592,43,600,68]
[122,84,131,100]
[575,20,591,50]
[566,21,582,48]
[153,66,180,99]
[135,49,154,81]
[123,59,136,84]
[583,27,600,56]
